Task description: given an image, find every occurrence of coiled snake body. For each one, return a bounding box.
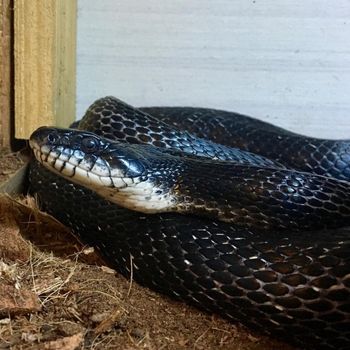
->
[29,97,350,349]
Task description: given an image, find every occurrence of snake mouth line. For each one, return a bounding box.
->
[31,144,132,189]
[31,143,177,212]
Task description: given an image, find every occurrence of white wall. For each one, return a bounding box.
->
[77,1,350,138]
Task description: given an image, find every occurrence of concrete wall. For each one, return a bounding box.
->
[77,1,350,138]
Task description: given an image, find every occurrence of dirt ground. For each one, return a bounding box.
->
[0,148,294,350]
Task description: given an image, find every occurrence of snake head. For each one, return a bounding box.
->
[29,126,146,178]
[29,126,176,212]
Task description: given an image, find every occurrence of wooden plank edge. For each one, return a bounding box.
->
[14,0,77,140]
[0,0,14,147]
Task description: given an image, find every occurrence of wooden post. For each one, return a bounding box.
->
[14,0,77,139]
[0,0,13,147]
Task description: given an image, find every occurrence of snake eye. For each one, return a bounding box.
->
[82,136,100,153]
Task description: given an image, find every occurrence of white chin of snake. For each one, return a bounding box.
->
[33,147,177,214]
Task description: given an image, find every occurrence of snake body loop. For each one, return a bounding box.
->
[29,97,350,350]
[140,106,350,182]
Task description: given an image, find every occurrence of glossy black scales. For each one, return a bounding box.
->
[171,160,350,231]
[29,162,350,350]
[141,106,350,182]
[31,125,350,232]
[78,96,280,168]
[29,96,350,350]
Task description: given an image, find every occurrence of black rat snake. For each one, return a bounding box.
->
[28,97,350,350]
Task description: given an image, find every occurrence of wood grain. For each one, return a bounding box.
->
[14,0,77,139]
[0,0,12,147]
[77,0,350,139]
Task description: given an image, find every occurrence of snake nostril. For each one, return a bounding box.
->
[61,135,70,145]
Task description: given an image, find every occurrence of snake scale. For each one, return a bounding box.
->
[28,96,350,349]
